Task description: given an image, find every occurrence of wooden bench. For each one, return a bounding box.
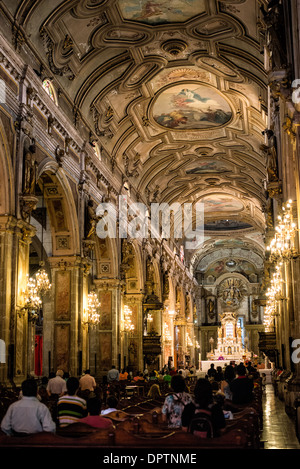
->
[0,426,248,449]
[225,406,261,449]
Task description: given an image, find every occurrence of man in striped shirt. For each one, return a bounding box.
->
[57,377,87,427]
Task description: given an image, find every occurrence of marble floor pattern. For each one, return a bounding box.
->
[261,384,300,449]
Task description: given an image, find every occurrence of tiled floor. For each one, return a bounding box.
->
[261,384,300,449]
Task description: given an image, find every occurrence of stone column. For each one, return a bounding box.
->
[46,256,83,377]
[124,294,144,373]
[0,217,14,383]
[0,217,36,385]
[93,279,122,378]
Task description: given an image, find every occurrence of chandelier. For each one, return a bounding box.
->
[267,200,298,261]
[84,290,101,327]
[263,263,283,332]
[35,261,51,295]
[123,305,135,333]
[22,276,42,322]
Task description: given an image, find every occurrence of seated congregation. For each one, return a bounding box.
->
[0,363,263,449]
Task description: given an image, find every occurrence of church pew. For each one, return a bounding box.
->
[105,427,249,449]
[0,426,248,449]
[224,405,261,449]
[114,412,259,447]
[224,418,259,449]
[116,416,170,435]
[231,406,260,429]
[101,410,133,422]
[0,429,116,448]
[56,422,114,438]
[136,409,163,424]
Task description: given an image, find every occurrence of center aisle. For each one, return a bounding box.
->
[261,384,300,449]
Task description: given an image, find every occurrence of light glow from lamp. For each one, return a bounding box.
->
[22,276,42,322]
[267,200,297,261]
[84,290,101,327]
[123,305,135,332]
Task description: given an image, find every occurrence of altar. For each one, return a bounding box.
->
[205,312,251,365]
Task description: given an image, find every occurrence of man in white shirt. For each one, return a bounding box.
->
[47,369,67,397]
[1,379,56,436]
[107,365,119,383]
[79,369,96,392]
[100,395,118,415]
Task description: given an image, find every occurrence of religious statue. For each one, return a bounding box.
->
[146,257,154,283]
[185,295,191,317]
[176,287,181,304]
[260,0,287,70]
[120,240,135,278]
[263,129,279,183]
[23,144,37,195]
[163,272,169,296]
[85,199,98,239]
[207,298,215,319]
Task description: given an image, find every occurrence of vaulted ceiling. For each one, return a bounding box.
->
[3,0,269,269]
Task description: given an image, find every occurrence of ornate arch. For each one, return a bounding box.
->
[36,161,80,256]
[0,114,15,215]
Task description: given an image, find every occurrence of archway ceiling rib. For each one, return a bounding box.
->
[10,0,268,245]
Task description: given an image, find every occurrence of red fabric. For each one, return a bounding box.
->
[80,416,113,429]
[35,335,43,376]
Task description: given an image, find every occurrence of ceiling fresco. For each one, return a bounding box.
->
[118,0,206,25]
[4,0,269,269]
[151,83,233,130]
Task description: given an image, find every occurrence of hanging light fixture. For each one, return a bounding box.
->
[123,305,134,333]
[82,229,101,327]
[267,200,298,261]
[35,261,51,295]
[263,263,283,332]
[22,276,42,322]
[84,289,101,328]
[35,179,51,295]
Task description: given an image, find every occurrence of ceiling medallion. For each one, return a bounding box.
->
[161,39,187,56]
